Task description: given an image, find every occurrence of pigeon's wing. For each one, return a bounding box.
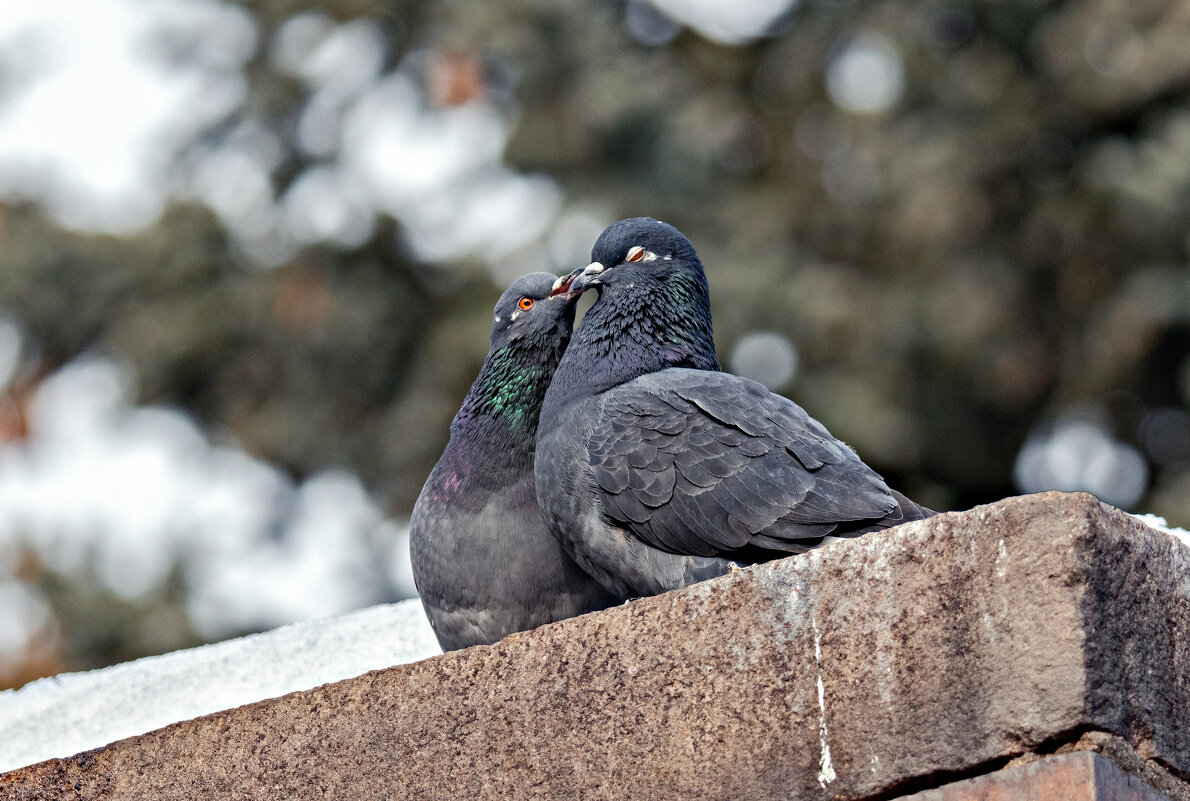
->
[587,369,899,557]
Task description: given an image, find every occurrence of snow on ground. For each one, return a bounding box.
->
[0,599,440,773]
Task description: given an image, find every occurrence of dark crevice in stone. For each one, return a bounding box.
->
[857,752,1021,801]
[859,725,1104,801]
[861,727,1190,801]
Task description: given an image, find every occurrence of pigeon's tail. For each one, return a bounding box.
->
[891,489,936,523]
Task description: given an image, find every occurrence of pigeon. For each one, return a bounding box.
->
[536,218,934,598]
[410,272,624,651]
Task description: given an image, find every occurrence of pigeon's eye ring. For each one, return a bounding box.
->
[626,246,645,263]
[518,297,535,310]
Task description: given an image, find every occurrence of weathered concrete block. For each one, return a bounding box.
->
[2,492,1189,800]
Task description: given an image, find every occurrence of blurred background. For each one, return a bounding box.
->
[1,0,1188,689]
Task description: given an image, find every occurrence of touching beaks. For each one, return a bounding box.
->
[550,270,577,295]
[566,262,607,295]
[549,265,587,299]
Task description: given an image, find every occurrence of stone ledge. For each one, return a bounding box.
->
[3,492,1189,800]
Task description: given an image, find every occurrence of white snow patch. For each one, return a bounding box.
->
[1134,513,1190,548]
[0,599,440,772]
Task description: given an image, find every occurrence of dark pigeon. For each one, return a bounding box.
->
[536,218,935,598]
[411,272,624,651]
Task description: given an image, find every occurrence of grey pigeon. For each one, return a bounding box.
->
[536,218,934,598]
[411,272,623,651]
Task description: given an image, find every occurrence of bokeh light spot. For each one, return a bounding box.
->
[826,32,905,115]
[1014,409,1149,509]
[730,331,799,391]
[645,0,797,45]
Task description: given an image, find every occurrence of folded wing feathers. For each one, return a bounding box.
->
[586,369,903,556]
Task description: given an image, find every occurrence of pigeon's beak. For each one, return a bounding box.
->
[549,266,586,300]
[565,261,606,295]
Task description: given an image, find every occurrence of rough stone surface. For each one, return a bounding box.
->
[905,752,1173,801]
[3,492,1190,800]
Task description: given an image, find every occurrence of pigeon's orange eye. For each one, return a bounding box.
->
[626,246,645,262]
[518,297,534,310]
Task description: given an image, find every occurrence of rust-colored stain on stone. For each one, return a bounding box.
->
[2,492,1190,800]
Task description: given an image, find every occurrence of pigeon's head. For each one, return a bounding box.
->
[490,272,579,351]
[552,217,702,298]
